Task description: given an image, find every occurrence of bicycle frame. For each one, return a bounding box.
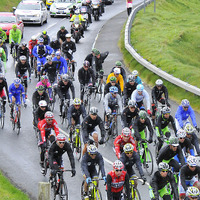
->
[73,125,81,148]
[88,178,102,200]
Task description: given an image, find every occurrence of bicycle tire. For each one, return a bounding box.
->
[17,126,20,135]
[59,181,68,200]
[76,136,82,161]
[131,187,141,200]
[144,148,154,176]
[43,152,49,176]
[80,180,85,200]
[16,112,20,135]
[97,83,104,103]
[0,105,4,129]
[95,189,102,200]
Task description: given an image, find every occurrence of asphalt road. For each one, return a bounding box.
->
[1,0,200,199]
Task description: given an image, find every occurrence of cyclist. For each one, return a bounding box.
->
[57,26,68,45]
[106,160,130,200]
[179,156,200,199]
[67,98,86,142]
[110,61,126,82]
[133,110,154,146]
[0,27,7,42]
[33,100,51,127]
[104,86,123,130]
[9,78,26,127]
[157,136,185,172]
[149,162,179,200]
[15,55,31,99]
[0,73,9,113]
[50,37,60,52]
[78,60,95,103]
[56,74,75,116]
[185,187,200,200]
[114,127,137,159]
[120,143,146,183]
[81,145,106,200]
[104,76,121,96]
[132,70,142,85]
[107,67,124,94]
[38,111,59,173]
[17,42,29,61]
[9,24,21,55]
[155,106,177,154]
[121,99,139,128]
[0,39,8,61]
[185,124,200,156]
[52,51,68,75]
[39,31,50,45]
[82,107,105,155]
[0,47,7,73]
[124,74,137,106]
[175,99,199,131]
[131,84,152,116]
[28,36,38,70]
[48,133,76,179]
[32,85,49,111]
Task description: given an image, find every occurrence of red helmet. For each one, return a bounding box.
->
[122,127,131,137]
[113,160,124,170]
[45,111,54,119]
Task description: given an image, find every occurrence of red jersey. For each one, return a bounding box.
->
[28,39,38,55]
[38,119,59,142]
[106,170,126,193]
[114,135,136,158]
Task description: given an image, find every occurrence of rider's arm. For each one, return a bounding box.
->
[188,106,197,128]
[81,154,91,178]
[90,68,96,85]
[67,105,73,126]
[97,116,106,138]
[97,153,106,177]
[17,29,22,44]
[32,46,38,58]
[101,51,109,63]
[47,83,52,99]
[177,146,185,166]
[80,105,87,119]
[64,142,75,170]
[38,120,46,142]
[133,118,141,140]
[4,80,9,100]
[21,85,26,103]
[143,89,151,110]
[48,142,56,167]
[46,45,53,55]
[151,86,157,105]
[116,94,123,113]
[124,173,130,200]
[169,172,179,200]
[71,42,76,53]
[27,63,31,78]
[180,165,188,192]
[157,115,163,135]
[104,93,110,113]
[8,84,13,100]
[169,115,177,135]
[52,120,60,136]
[121,108,128,128]
[118,74,124,92]
[150,172,160,200]
[133,151,145,177]
[62,57,68,74]
[131,90,137,103]
[15,63,19,77]
[78,68,84,84]
[146,118,154,138]
[106,174,113,200]
[175,106,183,128]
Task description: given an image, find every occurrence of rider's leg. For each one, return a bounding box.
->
[69,118,75,142]
[151,103,157,126]
[10,96,16,118]
[168,159,181,172]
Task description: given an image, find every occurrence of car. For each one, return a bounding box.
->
[14,1,48,26]
[46,0,55,10]
[50,0,77,18]
[0,12,24,41]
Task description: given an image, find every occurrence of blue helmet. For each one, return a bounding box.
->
[136,84,144,91]
[14,78,21,85]
[38,38,44,43]
[181,99,190,107]
[109,86,118,93]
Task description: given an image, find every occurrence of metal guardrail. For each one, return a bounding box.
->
[124,0,200,96]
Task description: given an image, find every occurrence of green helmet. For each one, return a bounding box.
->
[110,76,117,82]
[12,24,17,29]
[115,61,122,67]
[60,26,65,30]
[139,110,147,119]
[92,48,100,56]
[169,136,179,146]
[42,30,47,35]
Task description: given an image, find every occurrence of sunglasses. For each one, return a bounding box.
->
[129,106,135,109]
[74,105,80,107]
[113,92,118,94]
[125,151,133,155]
[183,107,189,109]
[91,114,97,116]
[179,137,185,139]
[47,119,53,121]
[58,141,65,144]
[115,169,122,172]
[90,153,97,156]
[189,166,196,168]
[111,81,116,84]
[41,106,46,108]
[84,66,89,68]
[161,170,168,173]
[140,118,145,120]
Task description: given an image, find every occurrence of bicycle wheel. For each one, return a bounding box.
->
[80,180,85,200]
[95,189,102,200]
[43,154,49,176]
[59,181,68,200]
[144,148,154,176]
[75,136,82,161]
[16,113,20,135]
[0,105,4,129]
[97,83,104,103]
[131,188,141,200]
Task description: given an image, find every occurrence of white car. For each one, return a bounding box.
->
[14,1,48,26]
[50,0,77,18]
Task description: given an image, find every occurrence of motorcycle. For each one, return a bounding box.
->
[71,18,82,43]
[80,6,89,30]
[91,0,100,21]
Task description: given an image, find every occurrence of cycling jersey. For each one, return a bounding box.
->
[9,83,25,104]
[17,46,29,60]
[50,40,60,52]
[124,81,137,101]
[32,90,50,109]
[135,76,142,85]
[36,81,52,99]
[32,44,53,58]
[78,67,95,85]
[0,78,9,99]
[28,39,38,55]
[0,30,7,41]
[56,80,75,99]
[57,29,68,42]
[9,28,21,44]
[0,49,7,72]
[107,73,124,92]
[34,106,51,126]
[39,34,50,45]
[81,152,106,178]
[104,82,121,96]
[15,61,31,78]
[151,85,169,105]
[52,56,67,74]
[62,40,76,60]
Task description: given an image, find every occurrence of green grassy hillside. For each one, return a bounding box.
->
[0,0,21,12]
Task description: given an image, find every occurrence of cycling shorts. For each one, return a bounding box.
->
[11,94,21,105]
[149,185,169,199]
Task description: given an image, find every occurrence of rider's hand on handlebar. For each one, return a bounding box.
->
[71,169,76,177]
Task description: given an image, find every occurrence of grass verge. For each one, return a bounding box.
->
[0,171,29,200]
[0,0,21,12]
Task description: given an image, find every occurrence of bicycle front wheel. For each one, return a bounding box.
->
[0,106,4,129]
[97,83,104,103]
[59,181,68,200]
[144,148,154,176]
[131,188,141,200]
[76,136,82,161]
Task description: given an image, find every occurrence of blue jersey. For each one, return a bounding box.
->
[53,56,67,74]
[32,44,53,58]
[135,76,142,85]
[9,83,25,103]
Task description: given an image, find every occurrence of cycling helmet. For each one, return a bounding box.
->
[21,42,27,47]
[186,186,200,198]
[39,100,47,107]
[65,33,71,38]
[41,75,48,83]
[62,74,69,81]
[181,99,190,107]
[158,162,169,171]
[38,38,44,43]
[56,133,66,142]
[187,155,198,167]
[128,74,135,82]
[132,70,138,76]
[177,129,186,138]
[86,0,91,3]
[155,79,163,86]
[0,73,5,80]
[51,51,55,55]
[109,86,118,93]
[115,61,122,67]
[60,26,65,30]
[46,55,52,62]
[136,84,144,92]
[90,107,98,115]
[73,98,81,105]
[14,78,21,85]
[45,111,54,119]
[123,143,134,153]
[12,24,17,29]
[83,60,90,67]
[184,123,195,134]
[109,76,117,82]
[19,55,27,61]
[113,160,124,170]
[0,47,4,54]
[56,51,61,56]
[122,127,131,137]
[113,68,120,74]
[37,85,45,91]
[42,30,47,35]
[92,48,100,56]
[31,36,37,40]
[128,99,136,107]
[162,107,171,115]
[169,136,179,146]
[87,144,98,154]
[75,9,80,14]
[139,110,147,119]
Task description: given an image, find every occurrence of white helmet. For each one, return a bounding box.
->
[155,79,163,86]
[187,156,198,167]
[31,36,37,40]
[177,129,186,138]
[113,160,124,170]
[87,145,98,154]
[65,33,72,38]
[113,68,120,74]
[186,186,200,198]
[39,100,47,107]
[184,123,195,134]
[132,70,138,76]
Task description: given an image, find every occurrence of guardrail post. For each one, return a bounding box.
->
[38,182,50,200]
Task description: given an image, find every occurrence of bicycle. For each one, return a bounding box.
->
[94,72,104,102]
[154,104,167,125]
[137,139,154,176]
[155,135,170,158]
[49,80,58,112]
[71,124,82,161]
[50,169,72,200]
[66,58,77,81]
[81,177,103,200]
[60,99,70,125]
[11,42,18,65]
[43,140,50,176]
[11,103,21,135]
[0,98,5,129]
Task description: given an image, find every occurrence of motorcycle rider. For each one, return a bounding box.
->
[81,0,92,23]
[57,26,68,45]
[17,42,29,61]
[39,31,50,45]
